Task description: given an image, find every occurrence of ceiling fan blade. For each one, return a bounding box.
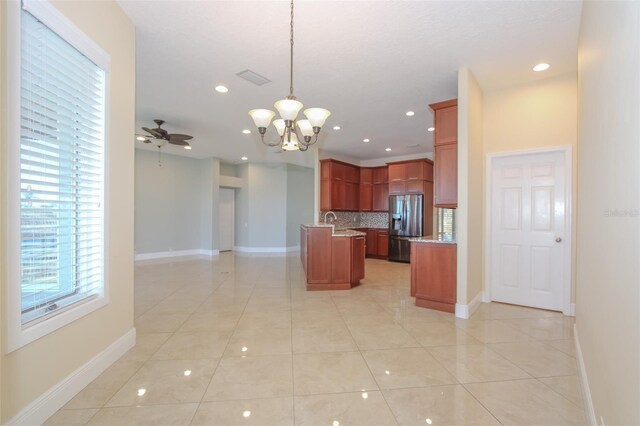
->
[168,133,193,141]
[142,127,163,138]
[168,139,189,146]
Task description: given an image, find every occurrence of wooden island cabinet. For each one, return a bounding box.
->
[300,225,365,290]
[410,239,457,313]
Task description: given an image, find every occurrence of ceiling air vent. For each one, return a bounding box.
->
[236,69,271,86]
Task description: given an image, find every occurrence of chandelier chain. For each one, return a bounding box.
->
[290,0,294,96]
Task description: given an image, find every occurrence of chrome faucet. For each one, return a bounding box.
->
[324,211,337,224]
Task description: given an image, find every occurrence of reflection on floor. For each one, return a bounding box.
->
[46,253,585,425]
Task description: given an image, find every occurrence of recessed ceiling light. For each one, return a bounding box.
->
[406,111,415,116]
[241,156,248,161]
[183,370,191,376]
[533,63,550,72]
[385,148,392,152]
[242,129,251,134]
[137,388,146,396]
[243,411,251,418]
[136,136,146,141]
[215,85,229,93]
[184,145,192,150]
[333,126,341,130]
[363,138,370,143]
[427,127,434,132]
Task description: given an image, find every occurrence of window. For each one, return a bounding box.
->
[437,208,455,240]
[6,0,110,351]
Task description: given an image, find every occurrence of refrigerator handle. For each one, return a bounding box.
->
[402,197,407,234]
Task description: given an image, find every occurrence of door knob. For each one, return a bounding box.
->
[555,237,562,243]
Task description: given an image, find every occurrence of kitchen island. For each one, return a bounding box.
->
[300,224,366,290]
[410,237,457,313]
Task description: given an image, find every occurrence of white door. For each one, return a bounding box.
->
[489,150,568,311]
[219,188,235,252]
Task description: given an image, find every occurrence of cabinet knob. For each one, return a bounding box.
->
[555,237,562,243]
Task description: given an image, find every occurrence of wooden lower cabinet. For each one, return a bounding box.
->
[410,241,456,313]
[301,226,366,290]
[364,228,388,259]
[377,231,389,257]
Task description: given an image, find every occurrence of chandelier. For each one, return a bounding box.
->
[248,0,331,152]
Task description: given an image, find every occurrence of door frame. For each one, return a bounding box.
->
[219,187,235,252]
[484,145,573,316]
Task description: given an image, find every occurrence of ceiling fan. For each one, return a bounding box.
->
[137,119,194,166]
[138,119,193,147]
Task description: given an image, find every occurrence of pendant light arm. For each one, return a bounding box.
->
[289,0,294,97]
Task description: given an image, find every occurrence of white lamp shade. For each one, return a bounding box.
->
[297,120,314,137]
[282,132,300,151]
[248,109,276,128]
[274,99,303,120]
[273,119,286,136]
[303,108,331,128]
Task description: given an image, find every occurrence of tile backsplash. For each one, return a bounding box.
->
[319,211,389,229]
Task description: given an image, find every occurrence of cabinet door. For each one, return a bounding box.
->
[373,184,389,211]
[406,180,424,194]
[389,181,406,195]
[388,164,407,181]
[434,144,458,208]
[376,231,389,257]
[423,181,434,237]
[320,179,331,211]
[359,184,372,212]
[372,167,388,184]
[331,180,346,210]
[413,243,456,304]
[331,237,351,283]
[406,161,425,180]
[351,236,366,283]
[345,182,359,211]
[434,105,458,146]
[320,161,332,180]
[360,167,373,184]
[366,229,378,256]
[346,165,360,183]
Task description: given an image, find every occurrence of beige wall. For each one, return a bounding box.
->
[0,1,135,421]
[576,2,640,425]
[483,73,578,304]
[457,68,484,306]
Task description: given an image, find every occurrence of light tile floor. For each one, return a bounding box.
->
[46,253,585,425]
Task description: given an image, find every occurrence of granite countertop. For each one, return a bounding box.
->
[300,224,366,237]
[409,235,457,244]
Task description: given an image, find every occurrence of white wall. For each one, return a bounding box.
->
[483,73,578,304]
[576,2,640,425]
[286,164,315,248]
[0,0,136,420]
[457,68,484,307]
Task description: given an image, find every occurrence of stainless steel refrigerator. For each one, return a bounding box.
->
[388,194,423,262]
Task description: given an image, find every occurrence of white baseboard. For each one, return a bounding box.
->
[482,290,491,303]
[565,302,576,317]
[574,324,597,426]
[234,246,290,253]
[286,245,300,252]
[455,291,483,319]
[6,328,136,426]
[135,249,219,261]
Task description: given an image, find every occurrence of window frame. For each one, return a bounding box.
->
[5,0,112,353]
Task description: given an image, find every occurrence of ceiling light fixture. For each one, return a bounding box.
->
[136,135,146,141]
[363,139,370,143]
[215,85,229,93]
[385,148,392,152]
[248,0,330,152]
[241,156,248,161]
[184,145,192,150]
[333,126,341,130]
[242,129,251,134]
[533,63,550,72]
[406,111,415,116]
[427,127,434,132]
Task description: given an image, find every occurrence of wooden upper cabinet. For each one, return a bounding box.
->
[388,164,407,182]
[434,144,458,208]
[429,99,458,146]
[372,167,388,184]
[373,182,389,211]
[429,99,458,208]
[360,167,373,184]
[359,184,372,212]
[345,165,360,183]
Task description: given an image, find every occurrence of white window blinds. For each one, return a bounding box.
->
[20,8,106,324]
